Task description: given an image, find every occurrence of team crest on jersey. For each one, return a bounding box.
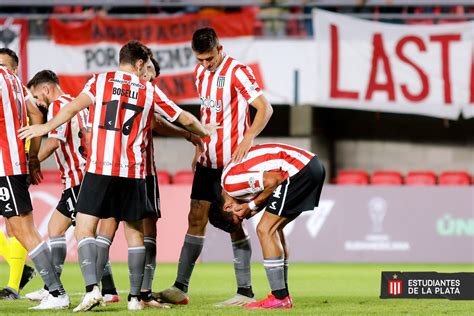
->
[217,76,225,88]
[248,176,259,193]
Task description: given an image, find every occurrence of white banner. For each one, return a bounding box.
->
[313,9,474,119]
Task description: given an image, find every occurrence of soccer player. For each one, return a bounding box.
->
[18,40,211,311]
[92,56,203,310]
[24,70,119,303]
[0,51,70,309]
[0,48,36,300]
[140,57,203,308]
[158,27,273,307]
[221,143,326,309]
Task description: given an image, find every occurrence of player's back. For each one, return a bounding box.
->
[222,143,315,200]
[0,66,28,176]
[82,71,155,179]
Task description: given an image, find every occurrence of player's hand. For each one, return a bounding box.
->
[204,123,222,137]
[28,156,43,185]
[232,137,253,163]
[186,132,204,153]
[18,124,49,141]
[233,203,252,220]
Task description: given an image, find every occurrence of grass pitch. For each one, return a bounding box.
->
[0,262,473,315]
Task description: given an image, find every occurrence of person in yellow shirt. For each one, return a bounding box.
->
[0,48,37,300]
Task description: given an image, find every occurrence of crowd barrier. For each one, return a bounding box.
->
[1,184,472,263]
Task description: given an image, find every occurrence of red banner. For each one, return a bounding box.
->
[44,13,262,102]
[57,63,264,102]
[49,13,255,44]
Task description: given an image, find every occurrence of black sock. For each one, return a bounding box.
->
[140,290,152,302]
[173,281,188,293]
[237,286,254,298]
[102,288,118,295]
[128,293,140,301]
[43,284,49,291]
[49,286,65,297]
[272,288,289,300]
[85,284,97,293]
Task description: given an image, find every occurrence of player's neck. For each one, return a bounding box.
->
[118,64,139,77]
[52,87,65,101]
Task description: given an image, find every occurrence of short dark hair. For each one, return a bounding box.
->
[0,48,19,67]
[119,40,150,66]
[150,57,160,78]
[192,27,219,53]
[27,70,59,89]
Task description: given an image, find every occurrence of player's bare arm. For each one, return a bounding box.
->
[25,98,44,184]
[233,171,284,220]
[232,95,273,163]
[175,110,213,138]
[18,93,91,141]
[38,138,60,162]
[152,113,204,152]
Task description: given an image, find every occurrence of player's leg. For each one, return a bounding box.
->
[245,212,293,309]
[123,220,146,310]
[141,216,157,295]
[25,209,71,302]
[72,212,102,312]
[3,221,36,299]
[0,221,26,299]
[278,229,290,293]
[0,229,10,263]
[97,217,120,303]
[7,213,69,309]
[212,218,255,307]
[72,172,114,311]
[1,175,68,309]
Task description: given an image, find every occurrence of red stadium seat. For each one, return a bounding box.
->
[173,170,194,185]
[371,170,403,186]
[156,170,171,185]
[405,171,437,186]
[438,171,471,186]
[336,170,369,185]
[41,169,62,184]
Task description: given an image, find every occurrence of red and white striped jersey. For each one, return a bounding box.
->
[221,143,315,201]
[82,70,182,178]
[144,129,156,177]
[195,55,262,169]
[0,66,28,176]
[47,94,88,188]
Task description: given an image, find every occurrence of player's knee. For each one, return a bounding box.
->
[256,222,275,240]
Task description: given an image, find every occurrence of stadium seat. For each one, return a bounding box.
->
[336,170,369,185]
[173,170,194,185]
[438,171,471,186]
[405,171,437,186]
[156,170,171,185]
[41,169,62,184]
[371,170,403,186]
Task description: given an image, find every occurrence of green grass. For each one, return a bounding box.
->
[1,262,473,315]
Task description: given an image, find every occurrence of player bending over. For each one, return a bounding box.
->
[222,143,325,309]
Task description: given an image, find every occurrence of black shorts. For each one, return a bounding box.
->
[145,175,161,219]
[264,156,325,218]
[75,172,153,222]
[190,163,223,207]
[0,175,32,218]
[56,185,81,226]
